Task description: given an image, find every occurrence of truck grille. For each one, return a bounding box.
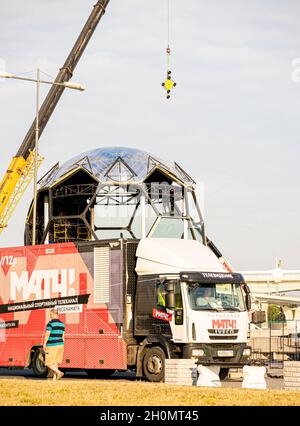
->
[209,335,238,340]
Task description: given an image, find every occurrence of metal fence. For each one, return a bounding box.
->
[249,320,300,369]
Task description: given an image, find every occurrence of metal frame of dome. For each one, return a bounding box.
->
[25,147,205,246]
[38,147,196,188]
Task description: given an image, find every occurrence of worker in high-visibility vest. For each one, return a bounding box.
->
[157,283,166,308]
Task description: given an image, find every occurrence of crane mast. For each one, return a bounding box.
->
[0,0,110,236]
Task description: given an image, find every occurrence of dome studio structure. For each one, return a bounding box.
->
[25,147,205,245]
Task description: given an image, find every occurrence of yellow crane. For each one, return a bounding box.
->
[0,151,42,236]
[0,0,110,236]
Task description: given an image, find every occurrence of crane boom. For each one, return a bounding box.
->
[0,0,110,235]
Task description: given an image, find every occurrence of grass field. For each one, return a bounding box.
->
[0,379,299,406]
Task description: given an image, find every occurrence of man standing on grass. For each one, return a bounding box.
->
[43,308,65,380]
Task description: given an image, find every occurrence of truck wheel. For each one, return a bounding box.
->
[85,369,115,379]
[219,368,230,381]
[143,346,165,382]
[32,347,48,378]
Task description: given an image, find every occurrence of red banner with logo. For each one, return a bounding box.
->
[152,308,172,322]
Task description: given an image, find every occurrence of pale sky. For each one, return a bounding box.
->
[0,0,300,270]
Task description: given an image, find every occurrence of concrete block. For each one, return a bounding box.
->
[283,368,299,373]
[165,359,197,386]
[284,384,299,389]
[284,362,300,367]
[284,383,300,388]
[284,387,300,391]
[284,377,299,383]
[197,365,221,387]
[284,366,300,371]
[176,373,197,377]
[166,359,196,364]
[284,381,300,386]
[284,368,299,373]
[284,371,300,377]
[242,366,267,389]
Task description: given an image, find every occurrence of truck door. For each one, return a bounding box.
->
[169,281,186,343]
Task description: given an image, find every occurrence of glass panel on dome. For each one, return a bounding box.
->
[174,162,196,184]
[95,229,133,239]
[131,203,158,238]
[147,156,158,174]
[94,204,137,229]
[75,156,93,174]
[147,183,184,217]
[41,147,193,188]
[150,217,188,239]
[105,158,136,182]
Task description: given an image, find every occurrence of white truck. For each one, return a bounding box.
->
[134,238,252,381]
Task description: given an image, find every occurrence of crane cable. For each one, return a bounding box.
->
[162,0,176,99]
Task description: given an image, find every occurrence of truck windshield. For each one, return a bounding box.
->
[186,282,246,311]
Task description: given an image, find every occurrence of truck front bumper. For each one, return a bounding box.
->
[182,343,251,367]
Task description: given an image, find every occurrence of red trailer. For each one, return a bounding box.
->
[0,240,136,378]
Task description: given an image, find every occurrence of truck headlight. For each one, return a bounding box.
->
[243,348,251,356]
[192,349,204,357]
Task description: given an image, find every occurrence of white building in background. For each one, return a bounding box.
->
[241,262,300,321]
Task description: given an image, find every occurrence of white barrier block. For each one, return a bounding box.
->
[242,366,267,389]
[197,365,221,387]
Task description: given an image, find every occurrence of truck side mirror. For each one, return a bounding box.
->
[243,284,250,294]
[165,280,175,309]
[165,292,175,309]
[245,294,251,311]
[165,281,175,292]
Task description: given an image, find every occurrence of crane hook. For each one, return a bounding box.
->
[161,47,177,99]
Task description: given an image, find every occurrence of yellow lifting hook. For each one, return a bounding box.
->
[162,47,176,99]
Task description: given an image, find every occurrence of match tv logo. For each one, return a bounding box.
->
[212,319,237,329]
[10,268,76,301]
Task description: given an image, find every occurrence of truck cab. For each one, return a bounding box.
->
[134,238,251,381]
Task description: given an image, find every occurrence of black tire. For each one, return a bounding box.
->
[31,347,48,378]
[85,369,115,379]
[143,346,165,383]
[219,368,230,381]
